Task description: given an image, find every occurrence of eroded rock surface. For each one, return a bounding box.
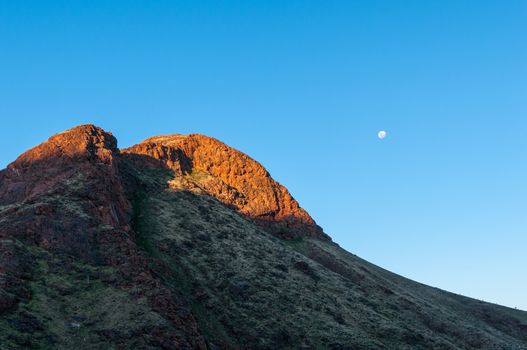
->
[123,134,329,240]
[0,125,206,349]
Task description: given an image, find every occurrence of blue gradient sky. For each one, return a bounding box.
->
[1,1,526,310]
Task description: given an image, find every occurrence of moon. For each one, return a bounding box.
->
[378,130,387,139]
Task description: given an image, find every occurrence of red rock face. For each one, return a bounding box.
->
[123,134,330,240]
[0,125,206,349]
[0,125,130,248]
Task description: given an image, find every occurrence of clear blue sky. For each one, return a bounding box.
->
[1,1,526,310]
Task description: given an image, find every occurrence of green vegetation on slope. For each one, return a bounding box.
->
[127,165,527,350]
[1,150,525,349]
[0,245,169,350]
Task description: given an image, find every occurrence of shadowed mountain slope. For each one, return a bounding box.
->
[122,134,328,241]
[0,124,526,349]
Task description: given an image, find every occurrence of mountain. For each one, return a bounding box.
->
[0,124,526,350]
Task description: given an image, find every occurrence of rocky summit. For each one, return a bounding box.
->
[0,125,526,350]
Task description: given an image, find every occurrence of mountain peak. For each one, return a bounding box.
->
[11,124,117,170]
[123,133,329,240]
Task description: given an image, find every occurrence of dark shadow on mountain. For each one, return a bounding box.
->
[119,151,327,241]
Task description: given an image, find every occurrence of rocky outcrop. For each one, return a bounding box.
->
[0,125,132,252]
[0,125,206,349]
[123,134,329,240]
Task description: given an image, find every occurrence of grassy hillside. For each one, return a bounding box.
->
[1,124,526,349]
[127,164,527,349]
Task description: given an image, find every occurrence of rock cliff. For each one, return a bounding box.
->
[123,134,328,240]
